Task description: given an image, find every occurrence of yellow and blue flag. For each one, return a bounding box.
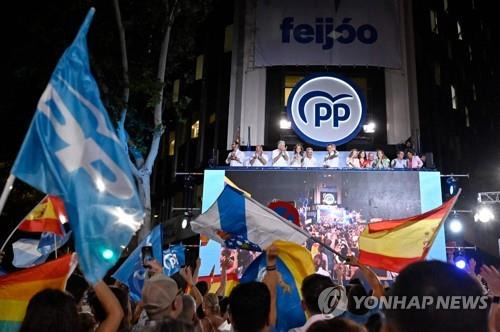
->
[11,8,143,284]
[241,241,315,332]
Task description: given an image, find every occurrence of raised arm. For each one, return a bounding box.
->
[346,255,384,298]
[93,281,124,332]
[215,258,228,297]
[262,246,279,328]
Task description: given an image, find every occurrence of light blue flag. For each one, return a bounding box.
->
[12,238,50,268]
[112,225,162,301]
[37,230,72,255]
[163,244,185,276]
[11,8,144,284]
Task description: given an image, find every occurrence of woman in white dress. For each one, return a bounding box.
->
[290,143,304,167]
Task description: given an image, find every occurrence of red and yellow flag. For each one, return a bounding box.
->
[0,254,75,331]
[358,192,460,272]
[199,272,239,297]
[18,196,66,236]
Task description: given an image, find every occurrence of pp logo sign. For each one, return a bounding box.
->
[287,74,366,146]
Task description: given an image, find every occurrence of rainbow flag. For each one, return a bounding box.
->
[198,272,239,297]
[18,196,66,236]
[241,240,315,332]
[0,254,75,332]
[359,192,460,272]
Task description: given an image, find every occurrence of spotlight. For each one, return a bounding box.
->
[363,122,376,133]
[474,206,495,223]
[181,218,188,229]
[448,218,463,233]
[446,177,458,196]
[279,119,291,129]
[455,258,466,269]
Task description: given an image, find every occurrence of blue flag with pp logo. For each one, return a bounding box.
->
[163,244,185,276]
[11,8,143,284]
[112,225,162,301]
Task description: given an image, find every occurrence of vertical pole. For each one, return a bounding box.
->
[0,174,15,216]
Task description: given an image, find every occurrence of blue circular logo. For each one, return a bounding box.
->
[287,74,366,146]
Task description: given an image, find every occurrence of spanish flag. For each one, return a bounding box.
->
[0,254,75,332]
[18,196,66,236]
[359,192,460,272]
[198,272,239,297]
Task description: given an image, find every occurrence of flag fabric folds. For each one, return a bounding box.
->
[191,185,309,251]
[358,193,460,272]
[241,240,315,332]
[162,244,185,277]
[37,230,72,255]
[112,225,162,301]
[18,196,66,236]
[198,272,239,297]
[12,239,49,268]
[0,254,75,332]
[11,8,143,284]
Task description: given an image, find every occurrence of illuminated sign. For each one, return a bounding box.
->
[287,74,366,146]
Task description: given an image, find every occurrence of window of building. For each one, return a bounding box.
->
[191,120,200,138]
[284,75,304,106]
[224,25,233,53]
[430,10,439,34]
[465,106,470,127]
[195,55,204,81]
[172,79,180,103]
[450,85,457,109]
[443,0,448,12]
[457,21,463,40]
[472,83,477,100]
[468,45,473,62]
[168,132,175,156]
[434,63,441,86]
[209,113,216,124]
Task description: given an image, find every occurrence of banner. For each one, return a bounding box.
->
[255,0,401,68]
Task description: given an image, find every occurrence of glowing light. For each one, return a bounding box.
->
[102,249,114,260]
[363,122,376,133]
[279,119,291,129]
[110,207,143,231]
[449,219,463,233]
[474,206,495,223]
[455,259,466,269]
[181,218,188,229]
[96,178,106,192]
[59,214,68,224]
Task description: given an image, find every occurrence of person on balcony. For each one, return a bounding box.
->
[225,141,244,167]
[323,144,339,168]
[272,140,289,167]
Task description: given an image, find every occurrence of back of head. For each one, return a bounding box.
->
[229,282,270,332]
[204,293,220,315]
[20,289,79,332]
[347,284,369,315]
[143,318,195,332]
[178,294,196,324]
[195,281,209,296]
[301,274,335,315]
[142,274,179,320]
[306,317,367,332]
[384,260,489,332]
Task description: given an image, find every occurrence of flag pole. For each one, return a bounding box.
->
[0,174,15,217]
[0,194,46,253]
[54,235,58,258]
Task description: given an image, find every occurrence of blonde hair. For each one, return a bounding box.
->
[204,293,220,315]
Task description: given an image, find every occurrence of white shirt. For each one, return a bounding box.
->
[288,314,335,332]
[290,154,303,167]
[303,156,318,167]
[249,153,268,167]
[226,149,245,167]
[391,158,408,169]
[323,152,339,168]
[272,149,289,167]
[346,157,361,168]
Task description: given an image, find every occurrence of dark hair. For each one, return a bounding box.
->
[88,286,130,330]
[229,282,270,332]
[301,274,335,314]
[79,312,96,332]
[347,284,369,315]
[195,281,209,296]
[219,296,230,316]
[384,261,489,332]
[146,318,195,332]
[306,317,367,332]
[407,149,415,155]
[20,289,80,332]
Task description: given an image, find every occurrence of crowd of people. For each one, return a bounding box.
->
[226,141,427,170]
[8,244,500,332]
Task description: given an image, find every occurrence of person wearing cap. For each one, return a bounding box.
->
[135,273,183,329]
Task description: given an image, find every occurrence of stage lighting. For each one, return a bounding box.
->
[446,177,458,196]
[455,258,466,269]
[474,206,495,223]
[181,218,188,229]
[279,119,291,129]
[449,218,463,233]
[363,122,376,133]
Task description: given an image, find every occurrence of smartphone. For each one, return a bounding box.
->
[141,245,154,268]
